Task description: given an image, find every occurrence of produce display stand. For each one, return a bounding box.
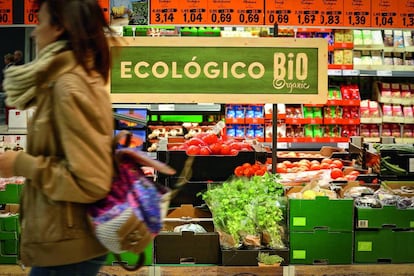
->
[1,264,414,276]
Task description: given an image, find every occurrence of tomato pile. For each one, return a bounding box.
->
[276,158,344,173]
[234,162,268,177]
[169,132,254,156]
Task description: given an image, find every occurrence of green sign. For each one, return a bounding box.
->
[110,37,328,104]
[112,47,318,94]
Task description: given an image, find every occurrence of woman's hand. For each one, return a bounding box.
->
[0,150,20,178]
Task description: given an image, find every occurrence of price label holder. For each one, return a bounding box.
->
[276,142,288,149]
[328,69,342,76]
[150,0,179,24]
[0,1,12,25]
[400,0,414,28]
[371,0,401,28]
[152,0,208,25]
[377,70,393,77]
[264,0,292,26]
[343,0,371,28]
[207,0,264,25]
[342,70,360,76]
[24,0,38,25]
[317,0,343,27]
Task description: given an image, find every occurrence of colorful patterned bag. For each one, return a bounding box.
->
[88,130,176,271]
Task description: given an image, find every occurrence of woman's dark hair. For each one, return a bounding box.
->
[35,0,114,82]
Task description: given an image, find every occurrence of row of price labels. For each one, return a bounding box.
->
[0,1,12,25]
[1,0,110,25]
[149,0,414,28]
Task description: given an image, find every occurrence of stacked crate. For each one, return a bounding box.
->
[289,196,354,264]
[354,204,414,263]
[0,184,22,264]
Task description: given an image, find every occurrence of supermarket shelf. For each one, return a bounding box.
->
[327,68,414,77]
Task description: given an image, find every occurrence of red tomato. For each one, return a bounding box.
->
[209,143,222,155]
[321,158,333,164]
[220,144,231,155]
[202,133,218,145]
[234,166,244,177]
[229,142,242,150]
[188,138,206,147]
[276,163,287,173]
[243,167,254,177]
[332,160,344,169]
[199,146,211,156]
[229,148,239,156]
[254,169,266,176]
[310,163,321,171]
[320,162,330,169]
[330,168,344,179]
[186,145,200,155]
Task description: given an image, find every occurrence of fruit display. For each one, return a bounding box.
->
[169,132,254,156]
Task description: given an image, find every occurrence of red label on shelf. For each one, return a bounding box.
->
[24,0,38,25]
[207,0,264,25]
[343,0,371,28]
[399,0,414,28]
[264,0,292,26]
[97,0,110,24]
[371,0,401,28]
[316,0,344,27]
[0,0,12,25]
[151,0,209,25]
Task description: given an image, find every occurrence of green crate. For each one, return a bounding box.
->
[289,197,354,232]
[0,254,18,264]
[105,242,153,266]
[356,205,414,229]
[0,215,19,241]
[0,215,19,232]
[290,230,353,265]
[0,184,23,204]
[1,239,18,255]
[354,229,414,264]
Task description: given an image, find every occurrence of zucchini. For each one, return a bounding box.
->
[376,144,414,154]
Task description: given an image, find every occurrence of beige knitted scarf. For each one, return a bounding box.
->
[3,40,68,110]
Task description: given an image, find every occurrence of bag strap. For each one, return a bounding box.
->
[114,252,146,271]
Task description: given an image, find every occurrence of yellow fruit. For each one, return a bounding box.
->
[302,190,316,200]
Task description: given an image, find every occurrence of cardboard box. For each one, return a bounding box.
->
[356,205,414,229]
[289,197,354,232]
[354,229,414,263]
[382,181,414,197]
[221,248,289,266]
[290,230,353,264]
[154,204,219,264]
[154,231,220,264]
[0,184,23,204]
[163,204,214,232]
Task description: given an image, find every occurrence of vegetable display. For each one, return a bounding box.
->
[200,173,286,249]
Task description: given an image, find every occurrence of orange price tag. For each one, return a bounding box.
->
[0,0,12,25]
[399,0,414,28]
[343,0,371,28]
[371,0,401,28]
[24,0,38,25]
[207,0,264,25]
[97,0,110,24]
[264,0,293,26]
[177,0,209,24]
[150,0,180,24]
[282,0,319,27]
[316,0,343,27]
